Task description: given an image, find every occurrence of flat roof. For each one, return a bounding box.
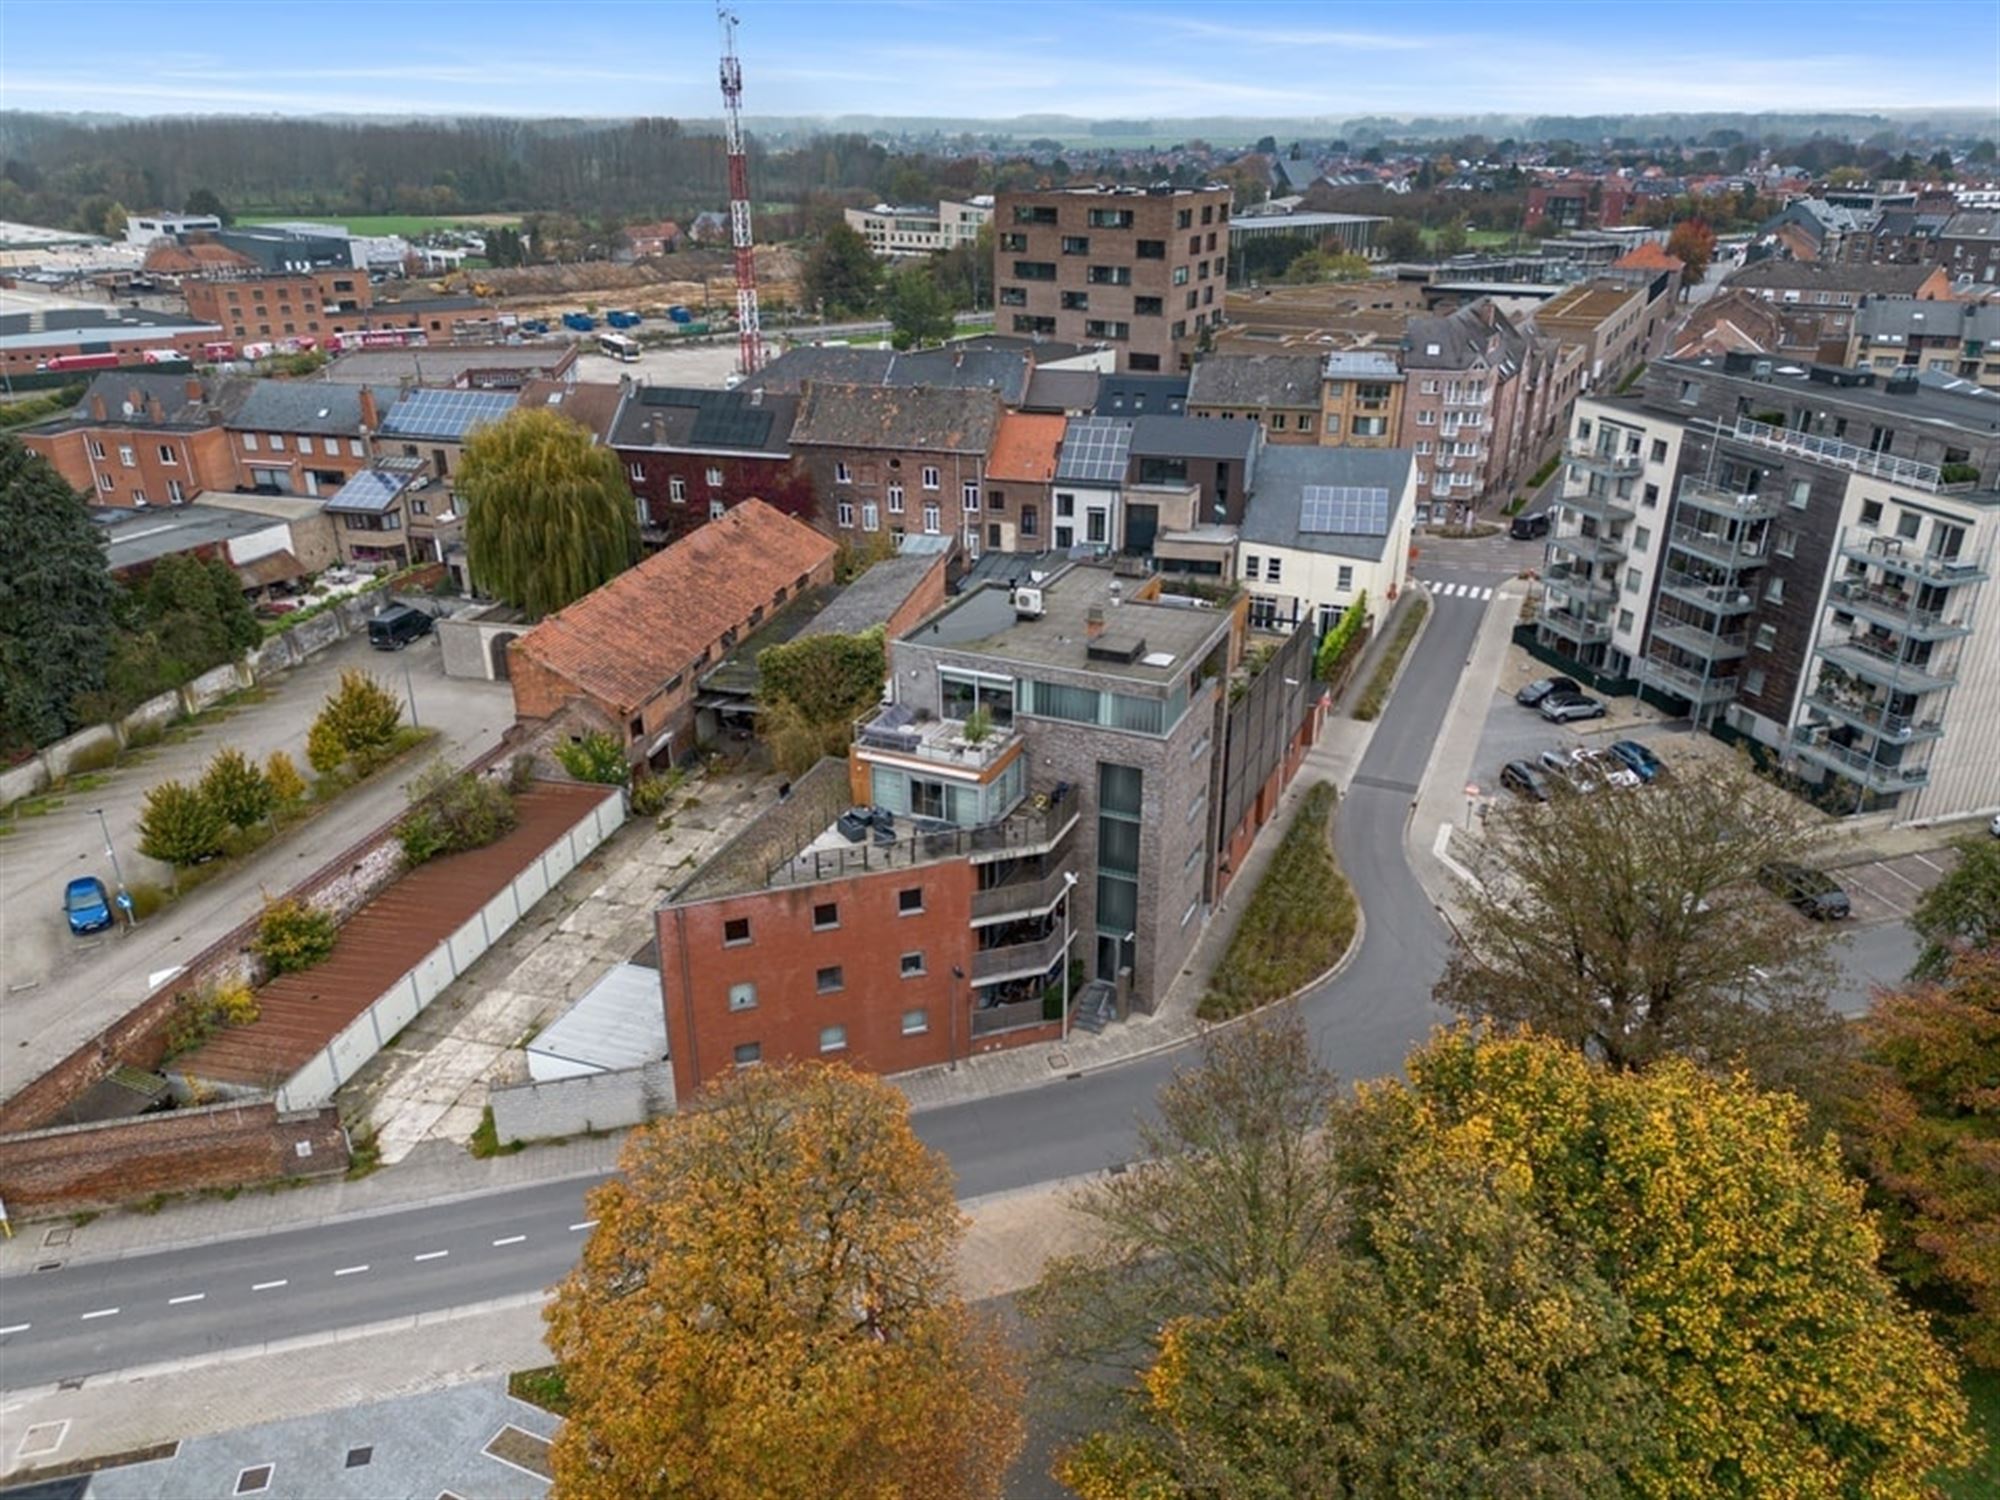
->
[1669,356,2000,435]
[526,962,667,1079]
[98,503,289,571]
[902,564,1226,686]
[0,305,220,352]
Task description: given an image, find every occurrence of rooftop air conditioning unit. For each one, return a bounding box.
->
[1012,584,1045,619]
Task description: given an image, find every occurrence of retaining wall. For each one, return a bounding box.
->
[489,1060,674,1145]
[0,1101,346,1215]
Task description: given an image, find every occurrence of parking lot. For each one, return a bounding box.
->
[1825,848,1954,927]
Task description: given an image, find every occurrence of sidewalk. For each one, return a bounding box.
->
[0,1174,1099,1479]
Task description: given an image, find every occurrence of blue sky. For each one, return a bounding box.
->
[4,0,1996,119]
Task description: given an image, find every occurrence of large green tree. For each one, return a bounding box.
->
[0,439,119,752]
[1909,833,2000,978]
[802,222,881,319]
[139,553,260,680]
[459,407,637,618]
[883,263,955,350]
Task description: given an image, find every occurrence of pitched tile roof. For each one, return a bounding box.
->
[986,412,1067,483]
[1187,353,1324,409]
[790,381,1002,455]
[1611,241,1685,272]
[1725,259,1945,296]
[513,499,838,714]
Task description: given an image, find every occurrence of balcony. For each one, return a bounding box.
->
[1801,689,1945,744]
[1543,564,1618,605]
[1675,478,1778,522]
[1789,727,1931,793]
[1827,579,1974,640]
[970,995,1053,1038]
[971,924,1073,984]
[854,706,1017,774]
[1650,618,1748,661]
[1837,535,1990,589]
[1635,654,1739,706]
[1558,484,1636,525]
[766,794,1078,890]
[971,860,1077,923]
[1549,529,1628,567]
[1658,569,1756,614]
[1726,416,1944,490]
[1667,523,1765,569]
[1539,607,1614,645]
[1567,441,1642,480]
[1814,637,1957,695]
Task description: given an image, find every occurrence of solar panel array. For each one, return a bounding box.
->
[638,386,777,450]
[324,468,406,513]
[1299,485,1391,536]
[379,388,518,440]
[1057,417,1133,483]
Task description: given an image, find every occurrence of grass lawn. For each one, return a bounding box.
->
[240,212,521,237]
[1942,1367,1999,1499]
[1422,226,1520,250]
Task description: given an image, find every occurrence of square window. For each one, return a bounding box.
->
[1618,608,1635,632]
[729,982,757,1012]
[235,1467,274,1496]
[1744,668,1767,696]
[817,965,844,993]
[1754,623,1778,651]
[733,1041,761,1067]
[1859,499,1883,528]
[902,1008,928,1035]
[345,1447,373,1469]
[1650,439,1668,463]
[898,887,924,914]
[723,917,751,946]
[813,901,839,930]
[1788,480,1811,509]
[1896,510,1922,541]
[819,1025,847,1053]
[900,952,926,977]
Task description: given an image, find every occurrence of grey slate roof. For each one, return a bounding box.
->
[1238,445,1412,561]
[1942,209,2000,241]
[609,385,798,455]
[1093,373,1188,417]
[1129,413,1261,463]
[1401,302,1530,374]
[750,345,1030,404]
[1725,259,1944,296]
[1021,367,1101,413]
[799,548,946,638]
[37,371,227,432]
[1187,353,1324,409]
[225,380,395,435]
[790,381,1002,454]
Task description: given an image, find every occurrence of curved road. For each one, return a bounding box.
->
[0,578,1491,1392]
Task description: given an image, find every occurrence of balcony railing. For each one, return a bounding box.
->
[970,996,1052,1038]
[1676,478,1778,522]
[1837,535,1990,588]
[1635,655,1739,705]
[1801,690,1945,744]
[1543,564,1618,603]
[1815,637,1957,695]
[971,861,1077,922]
[1558,484,1637,524]
[766,799,1078,890]
[1789,726,1931,791]
[1827,579,1974,639]
[854,707,1018,773]
[1727,416,1943,490]
[1658,569,1756,614]
[1538,608,1614,644]
[1650,618,1748,660]
[1567,441,1642,479]
[1549,530,1628,566]
[970,926,1072,983]
[1667,523,1766,568]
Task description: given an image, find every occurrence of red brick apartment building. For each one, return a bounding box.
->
[994,184,1231,372]
[20,372,234,507]
[182,269,373,344]
[608,385,814,548]
[509,499,839,764]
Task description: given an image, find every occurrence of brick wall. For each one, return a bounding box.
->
[0,1102,346,1215]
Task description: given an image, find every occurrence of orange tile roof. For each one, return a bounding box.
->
[515,498,837,714]
[1613,241,1686,272]
[985,411,1066,483]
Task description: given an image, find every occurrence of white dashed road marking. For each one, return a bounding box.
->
[413,1250,449,1263]
[79,1308,119,1321]
[0,1324,30,1336]
[569,1220,598,1233]
[168,1293,205,1305]
[252,1280,287,1292]
[333,1264,369,1277]
[492,1235,527,1248]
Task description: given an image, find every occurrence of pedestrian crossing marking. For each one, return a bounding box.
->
[1415,580,1494,602]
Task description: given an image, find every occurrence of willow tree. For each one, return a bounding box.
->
[458,406,637,618]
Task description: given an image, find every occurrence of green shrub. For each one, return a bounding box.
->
[1353,596,1428,721]
[1314,590,1368,684]
[630,770,681,817]
[508,1365,571,1414]
[1941,462,1981,486]
[470,1104,525,1158]
[128,881,171,920]
[253,896,337,974]
[199,747,274,829]
[264,749,308,806]
[307,670,404,776]
[162,978,262,1058]
[65,738,120,776]
[397,761,517,865]
[553,730,630,785]
[1200,782,1356,1021]
[136,779,227,872]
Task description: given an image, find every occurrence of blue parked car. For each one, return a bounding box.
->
[65,875,113,935]
[1607,740,1663,783]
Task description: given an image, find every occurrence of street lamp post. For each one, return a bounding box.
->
[93,808,136,927]
[402,654,421,729]
[1058,871,1079,1044]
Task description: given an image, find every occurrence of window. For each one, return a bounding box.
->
[1021,505,1038,537]
[816,965,844,994]
[1244,554,1260,580]
[1896,509,1922,541]
[1269,413,1286,431]
[1422,380,1439,395]
[1625,567,1642,593]
[710,499,727,521]
[98,473,114,491]
[921,465,940,490]
[1013,204,1057,225]
[1860,498,1883,528]
[1788,479,1811,509]
[1265,556,1282,584]
[819,1025,847,1053]
[900,952,926,977]
[349,437,364,457]
[131,488,147,506]
[1416,409,1436,425]
[1643,482,1660,508]
[705,466,724,488]
[667,474,686,501]
[886,483,904,513]
[1137,238,1166,259]
[1619,608,1635,632]
[1134,295,1163,316]
[1013,260,1057,281]
[1650,439,1668,463]
[1764,576,1785,604]
[1337,563,1354,590]
[923,504,941,534]
[733,1041,762,1067]
[1744,667,1767,696]
[813,901,839,930]
[156,443,177,464]
[999,286,1027,307]
[721,916,751,947]
[1678,380,1698,405]
[898,886,924,914]
[167,479,185,503]
[999,231,1027,252]
[902,1008,929,1035]
[1297,414,1315,434]
[1172,266,1190,285]
[269,433,286,452]
[862,501,879,531]
[87,439,106,460]
[1176,208,1193,229]
[835,461,852,484]
[234,1466,274,1495]
[1633,526,1651,552]
[728,982,757,1011]
[1754,623,1778,651]
[837,500,855,528]
[1774,526,1797,558]
[1061,289,1089,312]
[116,444,135,468]
[962,481,980,511]
[344,1447,373,1470]
[1086,509,1107,544]
[1060,235,1090,255]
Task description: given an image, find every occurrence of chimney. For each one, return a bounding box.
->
[90,391,107,422]
[358,387,379,431]
[1086,605,1106,639]
[185,376,203,403]
[147,396,166,424]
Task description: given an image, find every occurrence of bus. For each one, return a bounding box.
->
[38,352,122,372]
[597,331,641,363]
[328,328,426,353]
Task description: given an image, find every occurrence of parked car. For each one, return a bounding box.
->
[1607,739,1663,782]
[1536,748,1593,793]
[367,604,434,651]
[1540,694,1608,723]
[1500,760,1550,801]
[1758,862,1852,920]
[1516,675,1581,708]
[1567,746,1641,789]
[64,875,113,935]
[1510,511,1551,540]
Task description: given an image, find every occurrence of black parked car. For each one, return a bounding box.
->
[1758,862,1851,920]
[1500,760,1550,801]
[1516,675,1581,708]
[1509,511,1551,540]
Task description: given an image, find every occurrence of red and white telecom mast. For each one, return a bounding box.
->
[717,3,766,376]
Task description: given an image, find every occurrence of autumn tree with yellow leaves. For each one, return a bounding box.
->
[544,1062,1023,1500]
[1045,1025,1974,1499]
